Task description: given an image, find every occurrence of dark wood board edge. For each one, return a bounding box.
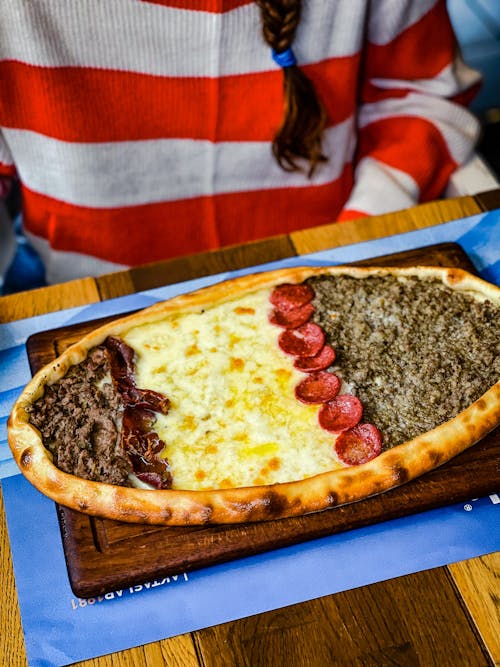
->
[58,429,500,598]
[25,310,139,375]
[474,188,500,212]
[349,242,478,272]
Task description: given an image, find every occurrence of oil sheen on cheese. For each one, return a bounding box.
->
[122,289,340,490]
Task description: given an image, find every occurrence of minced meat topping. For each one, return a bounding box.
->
[306,274,500,449]
[28,338,173,488]
[27,346,132,485]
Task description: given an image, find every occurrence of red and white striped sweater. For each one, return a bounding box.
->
[0,0,480,283]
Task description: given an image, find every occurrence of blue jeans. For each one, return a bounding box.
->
[2,215,46,295]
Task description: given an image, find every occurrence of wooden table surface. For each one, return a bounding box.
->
[1,191,499,667]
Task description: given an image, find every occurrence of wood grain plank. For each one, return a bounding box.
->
[448,553,500,665]
[290,196,481,255]
[194,569,491,667]
[0,279,101,323]
[71,634,199,667]
[125,236,295,295]
[0,489,28,667]
[95,237,295,300]
[96,271,137,301]
[405,195,483,228]
[155,635,200,667]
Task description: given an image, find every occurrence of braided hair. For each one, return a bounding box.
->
[255,0,328,176]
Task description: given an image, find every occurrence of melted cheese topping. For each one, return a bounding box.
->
[122,289,340,490]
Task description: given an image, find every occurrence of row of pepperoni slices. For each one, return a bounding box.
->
[269,283,382,466]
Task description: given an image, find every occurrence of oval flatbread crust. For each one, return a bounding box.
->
[7,265,500,525]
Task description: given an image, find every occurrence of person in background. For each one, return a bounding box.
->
[0,0,481,287]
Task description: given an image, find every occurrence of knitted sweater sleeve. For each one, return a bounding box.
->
[337,0,481,221]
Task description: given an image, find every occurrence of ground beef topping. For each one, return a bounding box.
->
[27,346,130,485]
[306,274,500,450]
[28,339,173,488]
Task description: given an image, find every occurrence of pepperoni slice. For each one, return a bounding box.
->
[278,322,325,357]
[294,345,336,372]
[269,302,315,329]
[295,371,341,404]
[318,395,363,432]
[334,423,383,466]
[270,283,315,312]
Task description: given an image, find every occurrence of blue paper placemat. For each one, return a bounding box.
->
[1,210,499,666]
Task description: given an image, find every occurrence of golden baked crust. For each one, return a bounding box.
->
[7,265,500,525]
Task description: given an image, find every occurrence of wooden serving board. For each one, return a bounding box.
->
[26,243,500,598]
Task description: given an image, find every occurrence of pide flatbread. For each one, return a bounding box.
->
[7,266,500,525]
